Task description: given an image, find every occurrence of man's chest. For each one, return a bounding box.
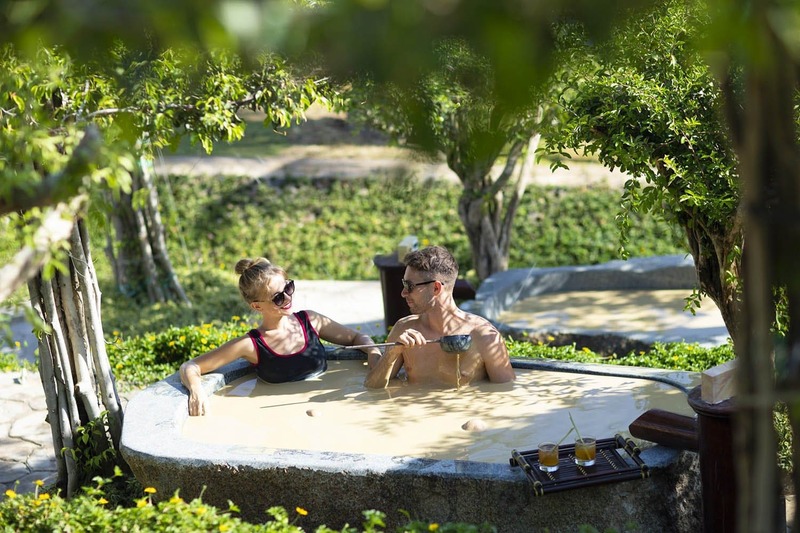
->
[404,348,483,383]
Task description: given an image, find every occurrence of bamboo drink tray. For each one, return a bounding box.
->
[510,434,649,496]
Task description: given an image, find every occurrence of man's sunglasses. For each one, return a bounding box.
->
[270,280,295,307]
[401,279,438,292]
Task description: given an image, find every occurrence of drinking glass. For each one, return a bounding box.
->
[537,442,560,472]
[574,437,596,467]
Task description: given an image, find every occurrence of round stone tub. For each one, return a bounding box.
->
[120,352,702,532]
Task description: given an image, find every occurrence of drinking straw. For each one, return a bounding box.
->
[556,427,575,446]
[568,411,584,442]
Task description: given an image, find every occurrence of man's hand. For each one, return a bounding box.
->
[395,328,428,346]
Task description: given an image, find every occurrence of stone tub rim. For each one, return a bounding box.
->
[120,351,699,475]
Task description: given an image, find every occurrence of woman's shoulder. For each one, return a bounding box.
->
[295,309,321,330]
[298,309,343,334]
[295,309,314,321]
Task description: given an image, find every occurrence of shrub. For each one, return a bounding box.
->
[506,337,736,373]
[0,477,481,533]
[107,317,254,388]
[0,350,28,372]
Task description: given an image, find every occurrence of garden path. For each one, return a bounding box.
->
[155,144,631,188]
[155,105,631,187]
[155,149,631,188]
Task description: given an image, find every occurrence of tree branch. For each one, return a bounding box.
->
[487,135,527,198]
[0,197,84,302]
[500,133,540,253]
[0,125,101,217]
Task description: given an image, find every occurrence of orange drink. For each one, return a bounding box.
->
[537,442,559,472]
[574,437,596,466]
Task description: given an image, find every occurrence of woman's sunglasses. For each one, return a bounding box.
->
[270,279,295,307]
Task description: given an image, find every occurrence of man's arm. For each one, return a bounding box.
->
[474,326,516,383]
[364,344,405,388]
[364,319,425,388]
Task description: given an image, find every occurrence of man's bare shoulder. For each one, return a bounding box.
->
[388,314,423,336]
[462,312,507,350]
[462,311,500,333]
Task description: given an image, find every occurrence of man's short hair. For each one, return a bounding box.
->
[403,246,459,284]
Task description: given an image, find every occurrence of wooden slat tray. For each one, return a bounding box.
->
[509,434,649,496]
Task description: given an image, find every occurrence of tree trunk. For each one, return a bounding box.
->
[649,157,745,346]
[679,212,744,347]
[28,218,126,497]
[745,47,800,533]
[106,157,191,306]
[456,133,538,281]
[458,190,507,281]
[719,11,795,531]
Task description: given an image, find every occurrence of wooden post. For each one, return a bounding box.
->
[688,385,735,532]
[689,360,738,532]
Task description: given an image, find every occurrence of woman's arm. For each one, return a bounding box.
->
[307,310,382,367]
[180,335,257,415]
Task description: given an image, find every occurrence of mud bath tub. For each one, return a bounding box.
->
[121,353,702,532]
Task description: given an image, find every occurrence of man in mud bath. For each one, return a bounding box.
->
[365,245,516,388]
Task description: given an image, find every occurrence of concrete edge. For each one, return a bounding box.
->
[510,358,701,394]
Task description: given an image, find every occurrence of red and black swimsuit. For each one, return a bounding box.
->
[247,310,328,383]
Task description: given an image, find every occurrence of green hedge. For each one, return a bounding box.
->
[507,337,735,372]
[108,318,253,388]
[155,175,684,280]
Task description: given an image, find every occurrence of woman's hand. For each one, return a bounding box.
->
[187,388,209,416]
[180,360,209,416]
